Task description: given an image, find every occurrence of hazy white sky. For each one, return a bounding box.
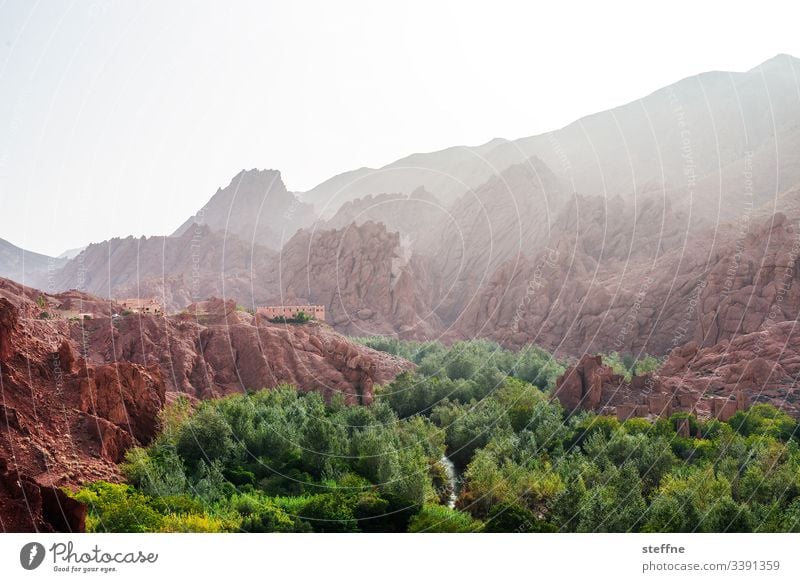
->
[1,0,799,256]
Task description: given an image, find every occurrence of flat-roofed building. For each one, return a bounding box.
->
[257,305,325,322]
[118,297,164,316]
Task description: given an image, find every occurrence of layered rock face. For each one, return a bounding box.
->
[694,212,800,346]
[0,279,412,531]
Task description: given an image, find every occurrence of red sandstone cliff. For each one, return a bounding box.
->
[0,280,165,531]
[0,279,412,531]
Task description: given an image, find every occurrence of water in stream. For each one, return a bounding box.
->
[439,455,459,508]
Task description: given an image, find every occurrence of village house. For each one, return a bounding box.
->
[118,297,164,316]
[257,304,325,322]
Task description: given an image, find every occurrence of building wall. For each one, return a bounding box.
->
[119,298,164,316]
[257,305,325,321]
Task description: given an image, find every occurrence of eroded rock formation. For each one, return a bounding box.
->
[554,320,800,421]
[276,221,442,338]
[0,278,413,531]
[0,283,165,531]
[457,196,799,357]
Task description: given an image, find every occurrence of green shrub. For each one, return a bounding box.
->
[160,513,232,532]
[72,482,163,533]
[484,502,555,532]
[408,504,483,532]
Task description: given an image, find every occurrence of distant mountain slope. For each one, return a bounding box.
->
[486,53,800,221]
[57,246,86,260]
[54,226,277,312]
[36,55,800,355]
[301,54,800,225]
[300,138,508,215]
[174,168,317,250]
[0,237,64,288]
[431,157,567,321]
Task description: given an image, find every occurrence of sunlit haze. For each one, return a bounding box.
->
[1,0,798,255]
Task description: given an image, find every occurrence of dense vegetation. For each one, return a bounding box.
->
[74,339,800,532]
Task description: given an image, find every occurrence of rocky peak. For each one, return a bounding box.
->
[173,168,317,250]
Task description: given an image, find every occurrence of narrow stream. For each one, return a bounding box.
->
[439,455,459,508]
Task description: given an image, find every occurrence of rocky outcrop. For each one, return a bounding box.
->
[553,354,618,412]
[656,320,800,417]
[0,460,87,533]
[0,297,17,361]
[276,221,442,338]
[77,363,166,445]
[65,295,413,404]
[173,168,316,250]
[0,288,166,531]
[554,320,800,421]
